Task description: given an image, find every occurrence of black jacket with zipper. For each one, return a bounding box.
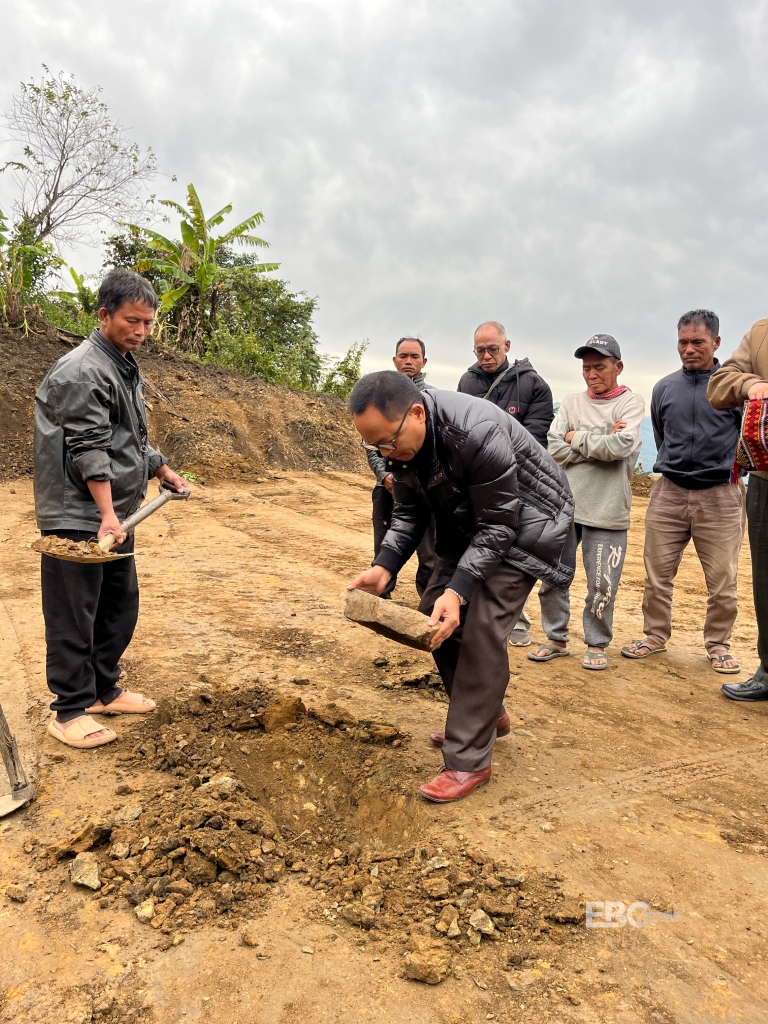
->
[372,389,575,598]
[457,357,554,448]
[34,329,167,532]
[651,360,742,490]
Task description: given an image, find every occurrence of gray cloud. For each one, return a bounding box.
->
[3,0,768,402]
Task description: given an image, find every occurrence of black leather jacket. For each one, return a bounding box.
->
[372,390,575,598]
[34,330,166,532]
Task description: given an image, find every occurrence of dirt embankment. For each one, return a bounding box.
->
[0,323,367,484]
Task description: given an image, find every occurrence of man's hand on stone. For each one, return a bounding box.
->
[97,511,126,546]
[155,465,190,493]
[383,474,394,493]
[347,566,393,595]
[428,590,462,648]
[748,381,768,400]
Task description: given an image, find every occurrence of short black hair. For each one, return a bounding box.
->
[677,309,719,340]
[395,336,426,357]
[349,371,424,419]
[98,269,159,316]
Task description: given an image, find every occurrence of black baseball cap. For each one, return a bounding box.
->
[574,334,621,360]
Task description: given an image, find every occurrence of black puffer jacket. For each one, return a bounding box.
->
[457,357,554,448]
[372,390,575,598]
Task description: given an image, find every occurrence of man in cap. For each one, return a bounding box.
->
[528,335,645,670]
[367,337,436,597]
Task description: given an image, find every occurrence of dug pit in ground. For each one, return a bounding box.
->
[33,683,586,989]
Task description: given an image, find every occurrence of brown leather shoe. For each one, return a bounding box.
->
[429,711,511,747]
[419,767,492,803]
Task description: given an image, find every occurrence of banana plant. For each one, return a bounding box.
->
[129,183,279,354]
[0,206,61,329]
[50,266,98,314]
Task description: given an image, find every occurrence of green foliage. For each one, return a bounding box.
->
[128,183,278,355]
[0,206,62,328]
[319,341,369,398]
[50,266,98,315]
[36,294,98,336]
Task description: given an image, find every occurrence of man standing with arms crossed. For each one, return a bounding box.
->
[35,269,189,749]
[367,337,435,598]
[622,311,744,673]
[529,335,644,671]
[708,316,768,700]
[348,371,574,802]
[458,320,555,645]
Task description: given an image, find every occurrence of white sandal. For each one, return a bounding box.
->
[47,715,117,749]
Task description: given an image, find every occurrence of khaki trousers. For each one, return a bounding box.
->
[641,476,746,651]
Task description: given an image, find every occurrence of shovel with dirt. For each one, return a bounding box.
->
[32,481,191,563]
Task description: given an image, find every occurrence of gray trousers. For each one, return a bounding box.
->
[419,557,535,772]
[539,523,627,648]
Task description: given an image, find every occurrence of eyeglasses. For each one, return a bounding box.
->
[473,345,503,356]
[358,401,416,452]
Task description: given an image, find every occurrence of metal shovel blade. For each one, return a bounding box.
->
[0,784,35,818]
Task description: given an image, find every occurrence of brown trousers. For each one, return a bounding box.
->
[641,476,746,651]
[419,557,535,772]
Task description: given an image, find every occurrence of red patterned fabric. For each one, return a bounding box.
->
[735,398,768,481]
[587,384,632,401]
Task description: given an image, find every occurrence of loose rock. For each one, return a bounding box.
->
[70,852,101,890]
[135,897,156,923]
[403,936,451,984]
[5,884,27,903]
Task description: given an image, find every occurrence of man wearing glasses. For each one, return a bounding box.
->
[366,337,436,598]
[347,371,574,803]
[458,320,555,647]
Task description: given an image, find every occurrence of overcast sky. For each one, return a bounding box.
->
[3,0,768,403]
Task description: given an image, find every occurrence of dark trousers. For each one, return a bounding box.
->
[372,486,436,598]
[419,557,536,772]
[41,531,139,720]
[747,476,768,672]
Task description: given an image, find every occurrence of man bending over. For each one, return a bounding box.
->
[348,372,574,803]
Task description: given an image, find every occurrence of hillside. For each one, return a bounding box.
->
[0,324,367,483]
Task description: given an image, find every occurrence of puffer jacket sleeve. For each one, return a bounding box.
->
[49,380,115,482]
[366,447,390,484]
[522,375,555,448]
[371,479,431,574]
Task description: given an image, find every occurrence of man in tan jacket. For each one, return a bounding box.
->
[708,319,768,701]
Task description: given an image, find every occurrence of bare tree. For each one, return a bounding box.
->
[2,67,156,246]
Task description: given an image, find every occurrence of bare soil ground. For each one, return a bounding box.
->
[0,327,767,1022]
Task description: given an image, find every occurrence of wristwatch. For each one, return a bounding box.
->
[445,588,467,606]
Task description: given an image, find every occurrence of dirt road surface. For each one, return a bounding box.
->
[1,471,767,1024]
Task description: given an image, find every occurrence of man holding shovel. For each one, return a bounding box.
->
[347,371,574,802]
[35,269,188,749]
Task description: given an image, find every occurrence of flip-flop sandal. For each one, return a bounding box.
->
[620,638,667,659]
[86,689,156,715]
[582,649,608,671]
[47,715,117,749]
[527,642,570,662]
[708,653,741,675]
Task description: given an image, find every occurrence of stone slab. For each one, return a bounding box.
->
[344,590,441,651]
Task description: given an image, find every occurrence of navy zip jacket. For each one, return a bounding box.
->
[651,360,742,490]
